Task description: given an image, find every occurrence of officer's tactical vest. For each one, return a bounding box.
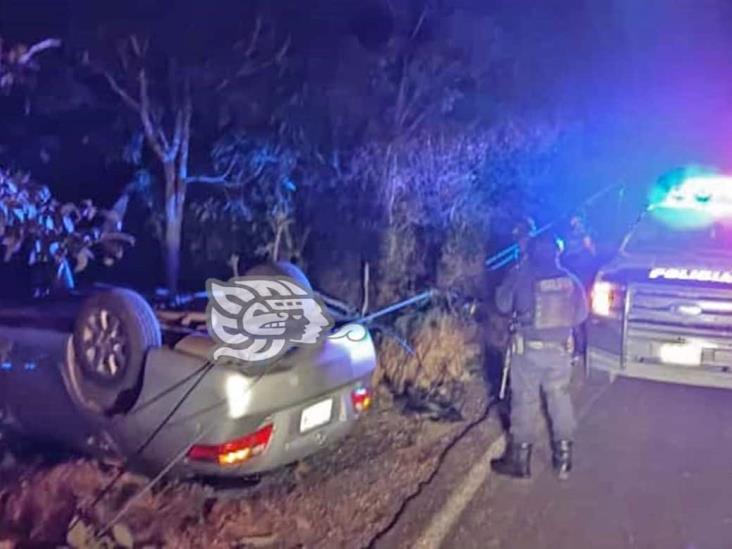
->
[532,276,575,330]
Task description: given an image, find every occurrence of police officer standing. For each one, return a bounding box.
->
[562,214,597,289]
[511,216,537,264]
[561,214,597,363]
[491,231,588,480]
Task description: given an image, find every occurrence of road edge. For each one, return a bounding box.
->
[412,433,507,549]
[413,375,615,549]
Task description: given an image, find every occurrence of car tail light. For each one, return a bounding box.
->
[187,423,274,466]
[351,387,372,413]
[591,280,625,318]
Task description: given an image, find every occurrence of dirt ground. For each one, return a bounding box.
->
[0,377,489,548]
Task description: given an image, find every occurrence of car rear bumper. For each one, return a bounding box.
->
[110,330,377,478]
[588,345,732,390]
[177,377,369,477]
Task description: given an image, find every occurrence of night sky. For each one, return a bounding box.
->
[1,0,732,204]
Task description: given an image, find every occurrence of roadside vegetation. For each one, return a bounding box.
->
[0,2,594,545]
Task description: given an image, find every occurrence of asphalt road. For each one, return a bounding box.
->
[446,377,732,549]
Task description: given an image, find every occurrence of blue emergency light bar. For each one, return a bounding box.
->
[649,174,732,215]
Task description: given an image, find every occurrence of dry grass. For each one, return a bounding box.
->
[0,380,491,548]
[375,224,426,307]
[436,236,488,299]
[374,309,482,395]
[0,460,217,547]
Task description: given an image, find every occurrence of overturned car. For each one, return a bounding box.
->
[0,261,376,477]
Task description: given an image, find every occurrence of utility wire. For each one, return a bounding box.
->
[89,365,272,540]
[67,359,217,535]
[95,421,218,539]
[127,359,213,415]
[485,183,624,271]
[69,285,439,538]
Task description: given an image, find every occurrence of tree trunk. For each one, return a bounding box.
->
[163,163,185,294]
[165,205,182,295]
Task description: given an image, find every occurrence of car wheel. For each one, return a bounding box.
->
[244,261,313,290]
[65,288,161,415]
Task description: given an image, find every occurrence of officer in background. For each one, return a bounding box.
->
[562,213,596,289]
[491,230,588,480]
[561,213,597,363]
[511,216,537,264]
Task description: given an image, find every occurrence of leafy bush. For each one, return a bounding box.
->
[185,196,253,270]
[0,170,133,280]
[342,123,568,307]
[178,133,307,283]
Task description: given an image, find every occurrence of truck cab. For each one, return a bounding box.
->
[587,174,732,389]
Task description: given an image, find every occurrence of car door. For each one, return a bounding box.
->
[0,294,96,450]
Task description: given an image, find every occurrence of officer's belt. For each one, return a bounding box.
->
[525,340,568,351]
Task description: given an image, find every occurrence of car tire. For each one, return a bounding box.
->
[244,261,313,290]
[65,288,161,415]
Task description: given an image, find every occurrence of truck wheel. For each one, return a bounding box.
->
[244,261,313,290]
[64,289,161,415]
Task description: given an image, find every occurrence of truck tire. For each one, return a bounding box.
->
[65,288,161,415]
[244,261,313,290]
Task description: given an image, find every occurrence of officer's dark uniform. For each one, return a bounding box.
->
[491,231,588,479]
[511,216,537,263]
[561,216,596,360]
[562,215,597,290]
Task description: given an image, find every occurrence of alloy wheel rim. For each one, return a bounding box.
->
[80,308,128,379]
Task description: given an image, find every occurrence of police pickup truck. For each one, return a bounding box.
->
[587,174,732,389]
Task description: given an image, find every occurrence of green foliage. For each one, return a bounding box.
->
[180,134,302,278]
[332,123,568,305]
[185,197,253,269]
[0,170,134,275]
[0,6,579,298]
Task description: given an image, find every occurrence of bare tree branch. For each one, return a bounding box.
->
[243,16,263,58]
[170,108,184,159]
[361,261,371,316]
[221,24,290,87]
[137,69,168,161]
[178,80,193,185]
[274,35,291,64]
[103,72,141,112]
[17,38,61,65]
[411,4,429,40]
[234,57,279,79]
[393,58,409,133]
[157,128,171,152]
[185,145,240,186]
[183,176,242,187]
[129,35,148,58]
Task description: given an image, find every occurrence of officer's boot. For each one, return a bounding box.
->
[491,439,532,479]
[552,439,573,480]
